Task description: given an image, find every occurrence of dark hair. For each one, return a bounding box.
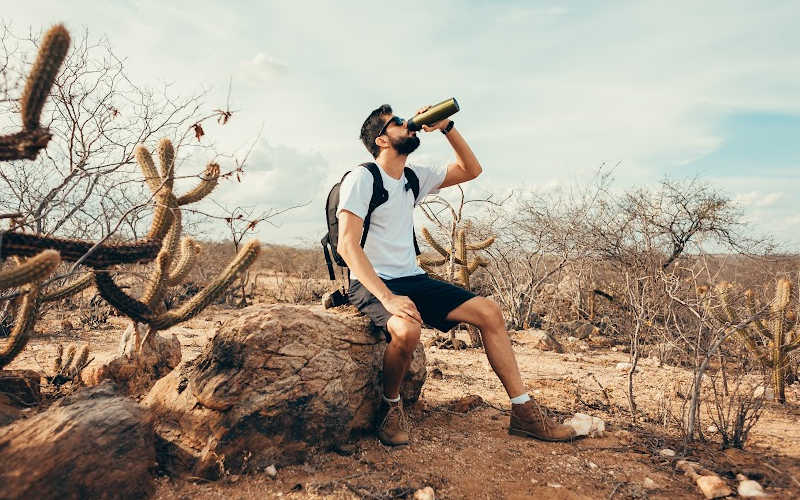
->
[360,104,392,159]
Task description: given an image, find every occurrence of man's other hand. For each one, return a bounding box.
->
[382,294,423,325]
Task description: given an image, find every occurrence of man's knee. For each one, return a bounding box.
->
[387,316,421,352]
[474,297,505,330]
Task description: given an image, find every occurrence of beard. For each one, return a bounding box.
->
[391,135,420,155]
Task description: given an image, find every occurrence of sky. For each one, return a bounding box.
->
[5,1,800,249]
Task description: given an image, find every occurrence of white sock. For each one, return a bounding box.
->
[383,394,401,403]
[510,393,531,405]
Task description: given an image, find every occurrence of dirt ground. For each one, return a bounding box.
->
[7,304,800,499]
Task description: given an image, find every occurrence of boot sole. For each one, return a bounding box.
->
[508,426,575,442]
[378,436,409,447]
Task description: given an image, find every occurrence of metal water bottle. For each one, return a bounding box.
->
[406,97,460,131]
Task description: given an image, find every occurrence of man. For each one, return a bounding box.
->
[337,103,575,446]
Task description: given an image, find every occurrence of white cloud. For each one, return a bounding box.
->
[239,53,288,84]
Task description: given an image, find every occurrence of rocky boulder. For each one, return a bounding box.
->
[0,382,156,499]
[143,304,426,479]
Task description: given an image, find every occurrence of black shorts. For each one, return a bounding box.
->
[347,273,477,342]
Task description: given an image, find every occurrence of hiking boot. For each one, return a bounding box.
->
[378,399,410,446]
[509,399,576,442]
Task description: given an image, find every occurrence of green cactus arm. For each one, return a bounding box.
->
[2,232,160,268]
[21,24,70,131]
[177,163,220,206]
[420,263,446,281]
[0,283,41,369]
[146,192,174,241]
[147,240,260,330]
[93,270,156,325]
[157,138,175,192]
[418,254,447,267]
[135,145,165,194]
[61,344,76,372]
[0,249,60,289]
[466,258,482,275]
[719,286,771,367]
[457,228,467,264]
[41,271,94,302]
[466,236,495,251]
[142,252,171,312]
[0,129,53,161]
[770,279,791,345]
[53,343,64,373]
[72,345,89,374]
[165,238,201,286]
[421,227,451,259]
[142,201,182,309]
[745,289,772,340]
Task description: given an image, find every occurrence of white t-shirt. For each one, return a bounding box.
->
[337,162,447,281]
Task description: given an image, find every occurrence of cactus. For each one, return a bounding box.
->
[51,343,91,382]
[714,279,800,403]
[419,221,493,291]
[0,249,60,289]
[0,24,70,161]
[94,139,256,343]
[0,283,41,369]
[1,232,160,268]
[95,239,261,331]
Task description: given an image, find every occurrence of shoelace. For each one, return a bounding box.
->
[528,400,553,430]
[382,402,409,432]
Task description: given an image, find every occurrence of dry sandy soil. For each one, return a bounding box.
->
[7,304,800,499]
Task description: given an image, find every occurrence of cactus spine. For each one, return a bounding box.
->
[715,279,800,403]
[419,221,493,290]
[0,24,70,161]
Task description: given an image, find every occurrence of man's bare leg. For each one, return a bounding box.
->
[446,296,576,442]
[382,315,421,398]
[445,297,525,397]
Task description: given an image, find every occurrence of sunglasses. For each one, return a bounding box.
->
[378,116,405,137]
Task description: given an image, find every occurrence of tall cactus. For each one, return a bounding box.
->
[0,24,70,161]
[714,279,800,403]
[94,139,258,346]
[419,221,494,290]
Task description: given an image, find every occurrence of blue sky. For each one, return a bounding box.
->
[5,1,800,248]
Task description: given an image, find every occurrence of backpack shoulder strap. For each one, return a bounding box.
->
[360,162,388,248]
[404,167,422,256]
[404,167,421,203]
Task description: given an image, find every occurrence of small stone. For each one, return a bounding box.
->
[547,483,562,488]
[588,461,598,470]
[413,486,435,500]
[707,425,718,434]
[736,474,767,498]
[753,385,775,400]
[695,474,732,499]
[564,413,605,437]
[266,464,277,479]
[567,336,578,342]
[643,477,658,489]
[611,346,618,352]
[659,448,676,458]
[616,362,633,371]
[530,478,539,485]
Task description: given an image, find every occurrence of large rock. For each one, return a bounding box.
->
[143,304,426,479]
[0,382,156,500]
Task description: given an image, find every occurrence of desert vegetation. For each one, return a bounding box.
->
[0,22,798,500]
